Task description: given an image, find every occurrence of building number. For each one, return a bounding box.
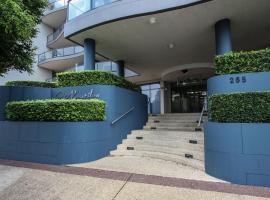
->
[229,76,247,84]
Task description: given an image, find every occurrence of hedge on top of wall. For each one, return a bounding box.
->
[208,92,270,123]
[5,81,57,88]
[6,99,106,122]
[57,71,141,92]
[214,48,270,75]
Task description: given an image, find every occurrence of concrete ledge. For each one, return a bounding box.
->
[205,122,270,187]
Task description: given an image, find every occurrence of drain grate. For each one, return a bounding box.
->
[127,147,134,150]
[189,140,198,144]
[185,154,193,159]
[136,137,143,140]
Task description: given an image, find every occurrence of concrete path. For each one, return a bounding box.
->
[0,160,270,200]
[72,156,222,182]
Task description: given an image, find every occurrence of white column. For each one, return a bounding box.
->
[160,81,165,114]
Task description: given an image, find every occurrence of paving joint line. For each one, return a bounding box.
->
[112,174,133,200]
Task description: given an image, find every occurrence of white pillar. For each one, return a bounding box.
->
[160,81,165,114]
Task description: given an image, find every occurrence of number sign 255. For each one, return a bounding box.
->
[229,76,247,84]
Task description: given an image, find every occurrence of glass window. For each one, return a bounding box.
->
[141,83,161,114]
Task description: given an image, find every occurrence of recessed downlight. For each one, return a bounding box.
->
[168,43,175,49]
[149,17,157,24]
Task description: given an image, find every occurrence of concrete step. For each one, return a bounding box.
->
[146,122,199,128]
[116,143,204,161]
[143,126,203,132]
[147,118,201,123]
[121,138,204,152]
[148,116,205,120]
[128,130,204,141]
[110,150,204,171]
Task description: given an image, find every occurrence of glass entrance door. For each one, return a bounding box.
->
[171,80,206,113]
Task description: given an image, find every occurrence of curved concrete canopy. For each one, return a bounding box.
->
[161,63,214,82]
[47,31,75,49]
[42,7,67,29]
[65,0,270,83]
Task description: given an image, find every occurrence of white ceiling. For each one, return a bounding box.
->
[69,0,270,83]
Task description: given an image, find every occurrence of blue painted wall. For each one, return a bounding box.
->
[205,122,270,187]
[0,85,147,164]
[205,72,270,187]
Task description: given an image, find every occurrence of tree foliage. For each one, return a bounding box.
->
[0,0,47,76]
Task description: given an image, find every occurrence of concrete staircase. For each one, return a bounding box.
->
[110,113,206,171]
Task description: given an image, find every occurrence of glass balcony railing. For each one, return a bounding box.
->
[47,0,68,12]
[68,0,120,20]
[38,46,84,63]
[47,24,64,44]
[66,61,139,78]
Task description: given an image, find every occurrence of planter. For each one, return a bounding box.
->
[0,85,148,164]
[205,122,270,187]
[206,71,270,187]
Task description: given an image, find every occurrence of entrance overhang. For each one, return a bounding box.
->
[65,0,270,83]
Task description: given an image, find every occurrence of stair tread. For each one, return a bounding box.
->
[110,150,204,170]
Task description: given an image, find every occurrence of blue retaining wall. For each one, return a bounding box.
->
[205,122,270,187]
[0,85,147,164]
[205,71,270,187]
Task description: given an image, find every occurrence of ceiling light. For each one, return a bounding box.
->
[168,43,175,49]
[149,17,157,24]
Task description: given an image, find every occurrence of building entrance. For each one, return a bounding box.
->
[171,79,207,113]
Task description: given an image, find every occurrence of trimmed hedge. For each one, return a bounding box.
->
[6,99,106,122]
[214,48,270,75]
[5,81,57,88]
[209,92,270,123]
[57,71,141,92]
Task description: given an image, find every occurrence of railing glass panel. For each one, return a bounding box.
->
[38,46,84,63]
[47,0,68,11]
[68,0,120,20]
[47,24,64,44]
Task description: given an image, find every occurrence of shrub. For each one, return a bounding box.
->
[209,92,270,123]
[5,80,57,88]
[214,48,270,75]
[6,99,106,122]
[57,71,141,92]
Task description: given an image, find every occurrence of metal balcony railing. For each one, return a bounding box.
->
[68,0,121,20]
[38,46,84,63]
[47,24,64,44]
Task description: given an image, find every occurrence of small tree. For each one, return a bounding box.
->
[0,0,47,76]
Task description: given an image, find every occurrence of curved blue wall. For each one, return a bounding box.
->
[205,72,270,187]
[0,85,147,164]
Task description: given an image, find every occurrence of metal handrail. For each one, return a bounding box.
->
[47,24,64,44]
[111,107,135,125]
[197,97,207,127]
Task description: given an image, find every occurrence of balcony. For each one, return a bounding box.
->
[68,0,120,20]
[38,46,84,71]
[47,24,74,48]
[42,0,68,28]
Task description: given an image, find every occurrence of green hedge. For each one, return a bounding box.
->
[214,48,270,75]
[209,92,270,123]
[57,71,141,92]
[6,99,106,122]
[5,81,57,88]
